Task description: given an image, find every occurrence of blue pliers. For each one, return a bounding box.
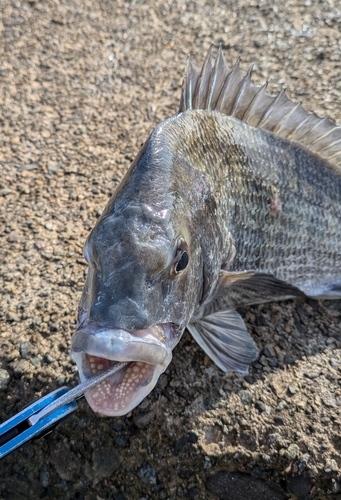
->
[0,361,128,459]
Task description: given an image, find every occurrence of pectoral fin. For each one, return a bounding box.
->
[216,270,306,307]
[187,309,259,373]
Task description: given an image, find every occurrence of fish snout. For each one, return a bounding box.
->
[89,298,150,331]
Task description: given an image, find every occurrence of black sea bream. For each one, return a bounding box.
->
[71,46,341,416]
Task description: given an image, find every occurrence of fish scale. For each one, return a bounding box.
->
[161,110,341,294]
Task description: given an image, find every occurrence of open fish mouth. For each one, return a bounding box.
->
[80,356,156,415]
[70,323,177,416]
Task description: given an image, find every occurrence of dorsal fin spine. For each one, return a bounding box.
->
[230,64,253,117]
[207,45,224,110]
[274,101,302,134]
[286,112,311,140]
[312,126,338,148]
[178,46,341,170]
[316,137,341,155]
[215,57,241,114]
[258,89,286,128]
[296,114,327,143]
[208,46,229,110]
[242,82,268,124]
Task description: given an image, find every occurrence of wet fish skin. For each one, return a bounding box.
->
[71,46,341,417]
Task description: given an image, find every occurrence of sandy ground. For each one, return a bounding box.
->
[1,0,341,499]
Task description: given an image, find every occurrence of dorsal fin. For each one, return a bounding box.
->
[179,44,341,170]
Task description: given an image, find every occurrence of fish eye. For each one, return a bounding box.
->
[175,251,189,272]
[171,238,189,276]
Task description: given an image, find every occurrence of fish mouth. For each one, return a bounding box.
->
[70,322,178,416]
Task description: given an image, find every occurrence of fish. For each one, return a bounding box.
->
[70,45,341,417]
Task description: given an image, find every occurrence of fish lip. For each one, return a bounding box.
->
[70,322,178,366]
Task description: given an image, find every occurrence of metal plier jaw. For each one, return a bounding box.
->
[0,387,78,459]
[0,361,128,460]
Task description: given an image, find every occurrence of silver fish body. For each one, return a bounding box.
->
[71,46,341,416]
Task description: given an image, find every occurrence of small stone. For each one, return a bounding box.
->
[47,163,61,174]
[178,470,193,480]
[321,391,337,408]
[303,371,320,379]
[11,359,30,376]
[270,376,288,398]
[255,401,266,413]
[298,454,311,474]
[138,462,157,485]
[34,240,46,250]
[186,486,199,498]
[53,246,64,256]
[20,342,30,359]
[111,421,124,432]
[0,369,10,389]
[268,433,280,444]
[138,398,151,410]
[259,355,269,367]
[325,459,338,472]
[238,389,252,405]
[0,189,13,196]
[274,416,285,426]
[330,358,341,368]
[283,353,295,365]
[297,305,309,325]
[134,410,155,429]
[45,222,54,231]
[285,444,300,460]
[7,235,18,243]
[314,395,321,406]
[19,163,38,172]
[296,401,306,410]
[30,357,41,367]
[268,358,278,368]
[115,434,130,448]
[263,346,276,358]
[288,385,297,395]
[277,400,288,410]
[4,18,23,26]
[44,354,55,364]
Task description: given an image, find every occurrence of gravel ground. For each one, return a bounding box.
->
[1,1,341,499]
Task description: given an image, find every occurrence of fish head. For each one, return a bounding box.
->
[70,155,204,416]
